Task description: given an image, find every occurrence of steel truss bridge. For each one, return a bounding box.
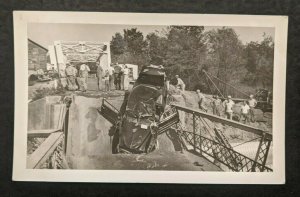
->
[58,41,109,63]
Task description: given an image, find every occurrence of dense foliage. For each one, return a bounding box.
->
[110,26,274,94]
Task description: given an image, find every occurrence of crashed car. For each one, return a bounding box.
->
[100,65,179,154]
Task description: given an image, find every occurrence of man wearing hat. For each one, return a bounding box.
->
[248,94,257,122]
[223,95,235,120]
[65,63,78,91]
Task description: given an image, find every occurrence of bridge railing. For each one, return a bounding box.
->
[27,99,70,169]
[172,104,273,172]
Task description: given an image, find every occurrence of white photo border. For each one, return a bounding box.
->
[13,11,288,184]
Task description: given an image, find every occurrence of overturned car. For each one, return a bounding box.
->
[99,65,179,154]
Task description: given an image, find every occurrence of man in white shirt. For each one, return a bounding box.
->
[96,63,103,91]
[78,63,90,92]
[248,94,257,122]
[240,101,250,124]
[104,69,110,91]
[108,64,115,91]
[223,95,235,120]
[123,65,129,91]
[175,75,185,91]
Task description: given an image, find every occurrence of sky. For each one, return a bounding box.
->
[28,23,275,49]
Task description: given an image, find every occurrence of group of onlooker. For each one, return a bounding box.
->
[209,94,257,123]
[65,63,90,92]
[174,74,258,124]
[97,63,129,91]
[65,62,130,92]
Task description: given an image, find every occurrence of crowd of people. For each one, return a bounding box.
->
[175,74,258,124]
[65,62,130,92]
[202,91,258,124]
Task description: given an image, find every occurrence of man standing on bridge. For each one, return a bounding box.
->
[78,63,90,92]
[196,89,207,112]
[175,75,185,91]
[108,64,115,91]
[123,65,129,91]
[65,63,78,91]
[248,94,257,122]
[240,100,250,124]
[212,95,222,116]
[113,63,121,90]
[104,69,110,91]
[223,95,235,120]
[96,63,103,91]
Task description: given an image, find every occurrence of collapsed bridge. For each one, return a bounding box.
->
[27,94,272,172]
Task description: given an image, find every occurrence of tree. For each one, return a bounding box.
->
[110,29,149,67]
[109,26,274,92]
[146,33,167,65]
[163,26,207,89]
[110,32,127,55]
[205,27,245,93]
[244,35,274,88]
[123,28,147,55]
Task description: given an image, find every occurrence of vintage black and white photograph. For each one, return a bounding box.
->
[13,12,287,183]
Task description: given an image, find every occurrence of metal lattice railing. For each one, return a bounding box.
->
[172,104,273,172]
[178,129,272,172]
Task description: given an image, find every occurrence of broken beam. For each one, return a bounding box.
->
[27,132,63,169]
[28,128,61,138]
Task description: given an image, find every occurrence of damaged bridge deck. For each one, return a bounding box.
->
[65,96,221,171]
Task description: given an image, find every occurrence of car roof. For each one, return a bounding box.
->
[140,65,165,76]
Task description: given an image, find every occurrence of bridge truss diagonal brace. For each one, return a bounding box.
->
[172,104,273,172]
[252,133,272,171]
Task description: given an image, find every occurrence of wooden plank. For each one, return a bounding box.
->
[28,128,61,138]
[27,132,63,169]
[172,104,272,141]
